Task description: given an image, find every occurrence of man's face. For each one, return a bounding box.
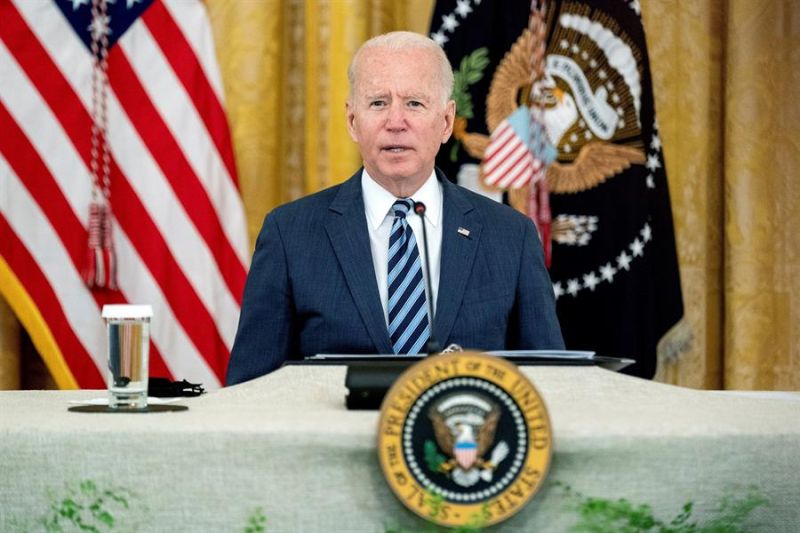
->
[346,47,455,192]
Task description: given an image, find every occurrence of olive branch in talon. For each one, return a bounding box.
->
[450,47,490,161]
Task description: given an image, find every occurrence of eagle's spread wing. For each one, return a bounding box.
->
[429,411,455,457]
[547,141,646,194]
[461,131,490,160]
[476,410,500,457]
[486,29,533,133]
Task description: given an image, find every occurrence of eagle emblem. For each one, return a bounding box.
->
[427,392,509,487]
[377,352,553,528]
[453,3,648,240]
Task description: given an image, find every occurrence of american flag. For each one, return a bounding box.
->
[482,106,545,190]
[0,0,248,389]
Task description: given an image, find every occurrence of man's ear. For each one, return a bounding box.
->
[441,99,456,144]
[346,101,358,143]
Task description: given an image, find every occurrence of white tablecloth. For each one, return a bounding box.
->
[1,364,798,531]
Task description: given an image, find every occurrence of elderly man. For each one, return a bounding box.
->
[226,32,563,385]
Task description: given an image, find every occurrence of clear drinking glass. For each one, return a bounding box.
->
[101,305,152,409]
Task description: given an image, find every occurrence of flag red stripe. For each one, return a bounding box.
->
[499,143,530,176]
[485,143,529,185]
[142,0,239,188]
[499,156,533,189]
[0,101,174,380]
[482,128,516,172]
[0,216,105,388]
[494,148,532,187]
[0,4,229,381]
[106,47,246,303]
[108,135,231,380]
[0,104,85,268]
[483,124,513,160]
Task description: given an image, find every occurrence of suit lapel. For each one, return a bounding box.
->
[434,175,482,345]
[324,171,394,354]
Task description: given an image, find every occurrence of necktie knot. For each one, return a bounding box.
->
[392,199,414,219]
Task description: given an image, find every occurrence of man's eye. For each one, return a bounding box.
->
[370,100,386,108]
[408,101,423,108]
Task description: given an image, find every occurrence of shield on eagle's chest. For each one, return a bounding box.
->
[454,440,478,469]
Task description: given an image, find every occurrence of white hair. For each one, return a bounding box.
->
[347,31,454,105]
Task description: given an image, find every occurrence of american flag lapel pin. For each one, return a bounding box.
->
[457,227,470,238]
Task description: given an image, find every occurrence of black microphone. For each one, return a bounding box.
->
[413,201,441,355]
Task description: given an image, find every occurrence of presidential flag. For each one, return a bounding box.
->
[0,0,248,389]
[432,0,686,378]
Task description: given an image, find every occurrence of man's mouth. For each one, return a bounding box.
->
[382,145,412,153]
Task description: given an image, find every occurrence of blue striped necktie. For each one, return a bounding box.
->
[387,199,430,354]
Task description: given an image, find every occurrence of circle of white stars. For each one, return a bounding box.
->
[401,377,527,503]
[552,120,663,300]
[553,221,654,300]
[646,123,663,189]
[430,0,481,47]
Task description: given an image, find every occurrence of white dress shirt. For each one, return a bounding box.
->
[361,169,442,327]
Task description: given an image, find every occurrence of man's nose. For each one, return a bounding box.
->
[385,102,407,130]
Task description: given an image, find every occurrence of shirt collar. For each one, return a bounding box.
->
[361,169,442,230]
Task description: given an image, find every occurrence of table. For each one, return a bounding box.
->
[1,365,799,531]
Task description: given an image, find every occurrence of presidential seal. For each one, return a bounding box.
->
[377,352,552,528]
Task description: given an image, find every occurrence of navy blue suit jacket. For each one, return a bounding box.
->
[226,170,564,385]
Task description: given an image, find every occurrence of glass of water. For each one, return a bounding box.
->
[101,305,152,409]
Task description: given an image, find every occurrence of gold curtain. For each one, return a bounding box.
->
[646,0,800,389]
[204,0,434,246]
[2,0,798,391]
